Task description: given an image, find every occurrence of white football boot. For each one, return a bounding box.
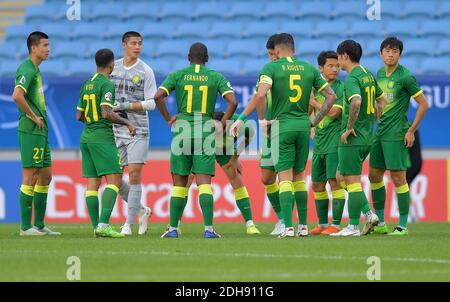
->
[270,221,286,236]
[278,227,295,238]
[330,226,361,237]
[34,226,61,235]
[138,206,152,235]
[20,227,46,236]
[120,223,133,236]
[361,213,379,236]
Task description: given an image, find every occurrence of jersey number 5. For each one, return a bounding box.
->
[83,94,99,123]
[289,74,302,103]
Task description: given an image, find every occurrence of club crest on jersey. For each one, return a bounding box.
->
[132,75,142,85]
[19,75,26,85]
[105,92,112,101]
[388,81,395,89]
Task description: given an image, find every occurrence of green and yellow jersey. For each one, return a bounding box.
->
[77,73,116,144]
[258,56,328,132]
[313,79,344,154]
[15,58,47,137]
[160,64,234,124]
[376,64,422,141]
[340,65,384,147]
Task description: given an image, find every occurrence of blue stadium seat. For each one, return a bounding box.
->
[227,2,264,22]
[227,40,262,58]
[279,22,314,38]
[379,2,403,20]
[0,61,20,77]
[0,43,20,60]
[301,55,318,66]
[71,23,107,42]
[208,59,242,77]
[385,21,419,39]
[244,22,279,40]
[209,22,244,39]
[262,2,297,21]
[5,25,35,43]
[148,60,172,76]
[86,41,122,58]
[314,22,349,39]
[399,58,420,74]
[41,23,73,42]
[438,1,450,19]
[172,59,189,72]
[202,40,226,58]
[126,3,160,22]
[360,58,381,74]
[403,39,435,58]
[403,1,436,20]
[363,40,381,57]
[420,21,449,38]
[155,40,190,59]
[52,42,86,59]
[175,22,209,40]
[436,40,450,56]
[193,2,228,21]
[296,40,330,57]
[349,21,384,39]
[242,59,267,76]
[38,60,67,76]
[25,4,58,23]
[66,60,93,76]
[90,3,126,22]
[298,2,331,21]
[141,23,175,41]
[332,1,367,21]
[158,2,194,22]
[106,23,143,41]
[419,58,448,74]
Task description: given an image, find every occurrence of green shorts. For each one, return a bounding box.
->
[370,138,411,171]
[273,130,310,172]
[216,154,232,167]
[312,152,338,182]
[338,145,370,176]
[80,143,123,178]
[18,132,52,168]
[259,135,275,170]
[170,137,215,176]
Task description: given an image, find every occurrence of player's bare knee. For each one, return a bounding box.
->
[391,171,407,187]
[328,179,341,191]
[312,182,325,192]
[369,168,384,183]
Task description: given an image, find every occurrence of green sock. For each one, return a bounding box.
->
[265,183,283,220]
[396,184,410,228]
[33,185,49,229]
[235,187,252,222]
[169,186,189,228]
[294,181,308,225]
[371,181,386,223]
[314,191,329,225]
[331,189,345,226]
[361,192,372,215]
[99,185,119,224]
[85,191,99,229]
[279,181,294,228]
[198,184,214,226]
[19,185,34,231]
[347,183,363,226]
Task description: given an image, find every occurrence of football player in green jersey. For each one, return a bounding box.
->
[230,34,287,236]
[12,32,60,236]
[309,51,346,236]
[331,40,388,237]
[369,37,428,236]
[76,49,137,238]
[254,33,337,238]
[155,43,238,239]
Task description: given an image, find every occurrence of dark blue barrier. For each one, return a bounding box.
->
[0,75,449,148]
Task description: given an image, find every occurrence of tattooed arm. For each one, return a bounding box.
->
[101,105,136,136]
[340,95,361,144]
[311,85,337,126]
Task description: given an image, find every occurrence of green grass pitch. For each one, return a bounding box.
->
[1,223,450,282]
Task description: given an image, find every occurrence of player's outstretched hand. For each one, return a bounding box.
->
[404,130,415,148]
[340,128,356,145]
[229,120,243,137]
[114,102,130,111]
[127,124,137,137]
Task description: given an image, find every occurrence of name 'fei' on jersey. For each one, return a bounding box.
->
[110,58,157,139]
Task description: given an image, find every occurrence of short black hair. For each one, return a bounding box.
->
[317,50,338,66]
[380,36,403,54]
[336,40,363,63]
[122,31,142,43]
[273,33,295,51]
[27,31,48,53]
[189,42,208,63]
[266,34,278,50]
[213,112,224,121]
[95,48,114,68]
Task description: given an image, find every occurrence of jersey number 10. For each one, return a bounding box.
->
[365,86,376,115]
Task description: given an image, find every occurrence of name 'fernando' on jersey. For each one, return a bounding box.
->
[340,65,384,146]
[77,73,116,144]
[258,56,328,132]
[159,64,234,122]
